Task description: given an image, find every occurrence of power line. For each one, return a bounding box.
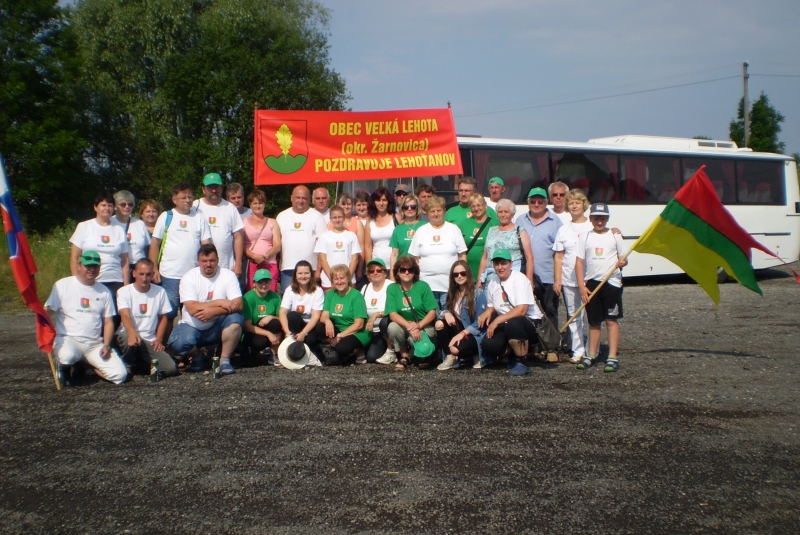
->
[752,73,800,78]
[454,75,740,119]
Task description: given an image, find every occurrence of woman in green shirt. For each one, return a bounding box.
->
[320,264,372,366]
[388,195,425,278]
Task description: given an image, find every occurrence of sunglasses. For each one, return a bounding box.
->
[551,193,566,197]
[403,205,417,210]
[397,267,414,274]
[452,270,468,278]
[528,199,546,204]
[368,268,384,274]
[117,202,134,207]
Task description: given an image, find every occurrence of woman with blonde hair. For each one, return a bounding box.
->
[319,264,372,366]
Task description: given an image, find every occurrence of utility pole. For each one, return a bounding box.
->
[743,61,750,148]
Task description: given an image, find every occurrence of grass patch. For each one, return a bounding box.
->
[0,221,74,314]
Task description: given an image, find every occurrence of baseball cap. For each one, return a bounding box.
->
[253,269,272,282]
[366,258,387,269]
[394,184,410,194]
[527,187,547,198]
[488,177,505,186]
[589,203,610,217]
[79,250,102,266]
[203,173,223,186]
[491,249,513,262]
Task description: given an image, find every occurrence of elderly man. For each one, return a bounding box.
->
[445,176,497,226]
[45,251,128,385]
[116,258,176,378]
[226,182,252,218]
[313,187,331,223]
[516,187,562,329]
[194,172,245,278]
[548,181,571,224]
[275,185,327,292]
[168,244,243,375]
[484,176,506,211]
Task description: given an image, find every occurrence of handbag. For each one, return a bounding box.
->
[516,226,528,275]
[401,287,436,358]
[532,293,561,352]
[239,217,269,289]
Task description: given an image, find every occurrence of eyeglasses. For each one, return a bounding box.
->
[452,271,468,278]
[397,267,413,274]
[551,193,566,197]
[528,199,546,205]
[403,205,417,210]
[117,202,134,207]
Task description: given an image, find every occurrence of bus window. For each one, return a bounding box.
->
[470,149,548,204]
[736,160,784,204]
[552,152,618,203]
[620,155,681,202]
[684,158,736,203]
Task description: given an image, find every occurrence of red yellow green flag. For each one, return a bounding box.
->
[633,166,800,305]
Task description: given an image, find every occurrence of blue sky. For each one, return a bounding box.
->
[321,0,800,155]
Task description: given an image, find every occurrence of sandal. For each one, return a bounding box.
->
[395,356,410,370]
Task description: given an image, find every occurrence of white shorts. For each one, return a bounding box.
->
[54,336,128,385]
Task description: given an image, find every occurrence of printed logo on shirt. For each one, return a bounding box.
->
[472,228,479,235]
[139,304,148,314]
[127,232,132,241]
[501,291,509,304]
[594,247,604,257]
[406,229,415,238]
[101,235,110,244]
[257,304,266,314]
[433,235,440,243]
[335,304,343,312]
[206,291,213,301]
[209,217,217,225]
[180,220,188,228]
[371,298,378,306]
[402,296,411,307]
[294,222,302,229]
[336,241,343,249]
[296,305,305,314]
[80,298,90,309]
[466,212,473,218]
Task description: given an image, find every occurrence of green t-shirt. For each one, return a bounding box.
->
[445,204,498,227]
[459,216,499,279]
[389,221,425,258]
[242,289,281,324]
[384,280,438,323]
[323,288,373,346]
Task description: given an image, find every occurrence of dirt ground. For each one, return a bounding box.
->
[1,265,799,534]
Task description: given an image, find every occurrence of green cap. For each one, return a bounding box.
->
[253,268,272,282]
[527,187,547,198]
[491,248,513,262]
[80,250,102,266]
[366,258,386,269]
[488,176,505,186]
[203,173,223,186]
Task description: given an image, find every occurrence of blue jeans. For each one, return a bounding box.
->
[280,270,294,296]
[168,313,244,356]
[159,277,181,319]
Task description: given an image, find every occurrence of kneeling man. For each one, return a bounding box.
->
[168,244,243,375]
[116,258,176,378]
[45,250,127,385]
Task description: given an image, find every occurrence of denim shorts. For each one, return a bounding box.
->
[168,313,244,356]
[159,277,181,319]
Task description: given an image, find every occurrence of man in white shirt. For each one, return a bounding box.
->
[168,244,243,375]
[548,181,571,224]
[116,258,176,378]
[226,182,252,218]
[276,185,327,293]
[45,250,128,385]
[195,172,245,278]
[313,187,331,223]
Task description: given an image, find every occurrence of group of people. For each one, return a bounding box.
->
[44,172,627,385]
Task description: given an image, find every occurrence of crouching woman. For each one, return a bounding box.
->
[319,265,373,366]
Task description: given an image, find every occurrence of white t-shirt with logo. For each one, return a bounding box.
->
[576,230,627,288]
[276,208,327,270]
[70,219,130,283]
[314,229,362,286]
[280,287,325,322]
[194,199,244,270]
[112,216,151,264]
[485,270,542,320]
[553,219,593,287]
[45,276,116,343]
[408,222,467,292]
[152,209,212,279]
[178,267,242,330]
[115,283,172,342]
[362,280,394,332]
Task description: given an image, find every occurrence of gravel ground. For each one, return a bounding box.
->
[1,265,799,534]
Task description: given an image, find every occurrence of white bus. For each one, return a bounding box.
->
[341,134,800,277]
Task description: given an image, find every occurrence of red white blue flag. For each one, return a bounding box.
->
[0,155,55,352]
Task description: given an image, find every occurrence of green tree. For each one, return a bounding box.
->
[73,0,348,214]
[0,0,95,233]
[729,92,786,153]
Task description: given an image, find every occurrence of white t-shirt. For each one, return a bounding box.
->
[314,229,362,286]
[485,271,542,320]
[276,208,327,270]
[112,216,151,264]
[362,280,393,332]
[408,222,467,292]
[194,199,244,270]
[70,219,130,283]
[178,267,242,330]
[553,219,593,287]
[152,209,212,279]
[552,210,572,225]
[280,287,325,322]
[576,230,626,288]
[116,283,172,342]
[45,276,116,343]
[317,209,331,223]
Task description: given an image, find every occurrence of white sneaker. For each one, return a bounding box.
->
[376,349,397,365]
[472,355,483,369]
[437,354,460,371]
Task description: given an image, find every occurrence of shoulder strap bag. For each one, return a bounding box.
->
[466,217,492,253]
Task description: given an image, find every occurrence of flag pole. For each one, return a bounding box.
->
[46,352,61,391]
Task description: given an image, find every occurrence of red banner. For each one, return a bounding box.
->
[254,108,462,185]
